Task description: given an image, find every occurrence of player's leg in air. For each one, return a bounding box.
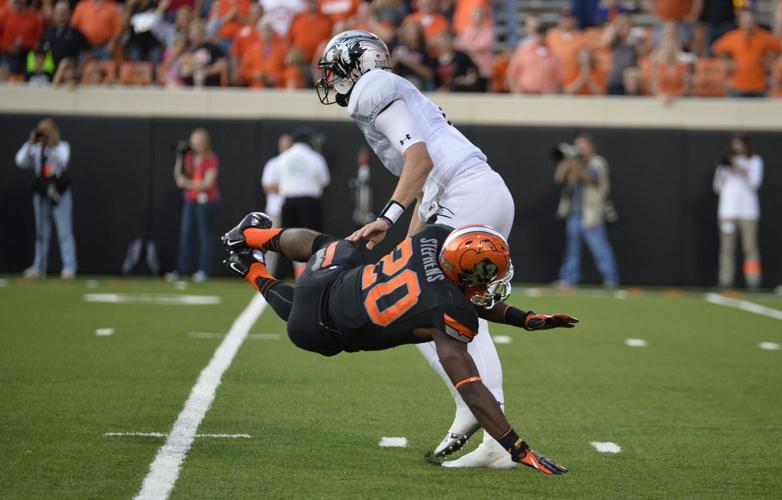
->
[221,211,330,324]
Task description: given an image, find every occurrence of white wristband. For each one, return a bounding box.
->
[378,200,405,226]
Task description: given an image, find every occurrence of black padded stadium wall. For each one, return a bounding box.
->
[1,112,780,288]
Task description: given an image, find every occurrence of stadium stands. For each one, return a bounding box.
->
[0,0,780,98]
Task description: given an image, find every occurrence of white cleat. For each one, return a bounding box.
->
[434,429,476,458]
[442,437,517,469]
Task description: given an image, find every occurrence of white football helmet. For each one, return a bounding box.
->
[316,30,391,107]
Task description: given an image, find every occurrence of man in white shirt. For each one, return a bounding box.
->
[713,135,764,289]
[261,133,293,275]
[315,30,520,469]
[276,127,330,277]
[260,0,304,37]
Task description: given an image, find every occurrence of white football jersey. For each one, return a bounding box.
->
[348,70,488,191]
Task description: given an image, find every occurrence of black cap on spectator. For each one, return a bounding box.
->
[292,126,316,144]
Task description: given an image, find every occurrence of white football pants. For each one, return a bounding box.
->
[416,164,515,407]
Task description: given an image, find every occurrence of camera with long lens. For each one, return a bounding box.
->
[716,151,735,167]
[31,127,46,143]
[550,143,579,162]
[172,140,191,155]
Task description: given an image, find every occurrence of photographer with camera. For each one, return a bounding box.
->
[713,134,763,290]
[167,128,220,282]
[552,133,618,289]
[15,118,77,279]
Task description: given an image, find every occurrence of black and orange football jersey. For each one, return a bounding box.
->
[321,224,480,353]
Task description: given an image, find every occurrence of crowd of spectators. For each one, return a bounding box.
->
[1,0,782,97]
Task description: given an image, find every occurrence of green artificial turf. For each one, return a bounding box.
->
[1,278,780,499]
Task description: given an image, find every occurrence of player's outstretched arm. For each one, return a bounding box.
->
[426,328,568,475]
[476,303,579,332]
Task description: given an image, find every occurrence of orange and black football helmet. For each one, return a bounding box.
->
[439,225,513,308]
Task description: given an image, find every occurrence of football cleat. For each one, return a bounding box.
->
[223,250,266,279]
[441,438,516,470]
[221,212,273,253]
[434,430,476,458]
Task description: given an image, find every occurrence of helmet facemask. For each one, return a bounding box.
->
[315,30,391,107]
[316,59,357,106]
[462,262,514,308]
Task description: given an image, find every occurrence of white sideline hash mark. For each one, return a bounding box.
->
[591,442,621,453]
[625,338,647,347]
[0,278,8,287]
[492,335,512,345]
[759,342,780,351]
[84,293,220,305]
[704,293,782,321]
[105,432,251,439]
[95,328,114,336]
[134,294,266,500]
[379,437,408,447]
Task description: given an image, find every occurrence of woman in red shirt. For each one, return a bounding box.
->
[170,128,220,282]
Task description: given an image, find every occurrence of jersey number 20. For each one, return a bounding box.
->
[361,239,421,326]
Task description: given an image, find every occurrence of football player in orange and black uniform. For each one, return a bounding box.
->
[222,212,577,474]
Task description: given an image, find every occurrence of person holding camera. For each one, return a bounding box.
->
[713,134,763,290]
[168,127,220,282]
[553,133,618,288]
[15,118,77,279]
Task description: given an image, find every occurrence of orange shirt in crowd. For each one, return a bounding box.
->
[231,24,261,61]
[319,0,359,22]
[650,60,690,96]
[546,29,585,72]
[71,0,122,47]
[216,0,252,40]
[282,65,305,88]
[489,52,508,92]
[713,28,782,92]
[288,11,332,60]
[241,37,288,88]
[654,0,694,21]
[564,67,606,95]
[451,0,490,34]
[507,42,564,94]
[0,6,42,52]
[403,11,449,41]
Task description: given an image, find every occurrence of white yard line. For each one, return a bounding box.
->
[84,293,221,305]
[134,295,266,500]
[105,432,252,439]
[704,293,782,321]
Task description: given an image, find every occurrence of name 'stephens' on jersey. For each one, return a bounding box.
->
[420,237,445,282]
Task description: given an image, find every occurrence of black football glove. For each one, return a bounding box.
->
[512,441,568,475]
[524,313,579,331]
[221,212,272,253]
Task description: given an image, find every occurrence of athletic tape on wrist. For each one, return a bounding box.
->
[378,200,405,226]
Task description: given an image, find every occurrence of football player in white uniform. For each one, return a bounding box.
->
[316,30,517,468]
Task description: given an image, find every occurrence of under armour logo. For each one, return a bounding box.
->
[399,134,411,146]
